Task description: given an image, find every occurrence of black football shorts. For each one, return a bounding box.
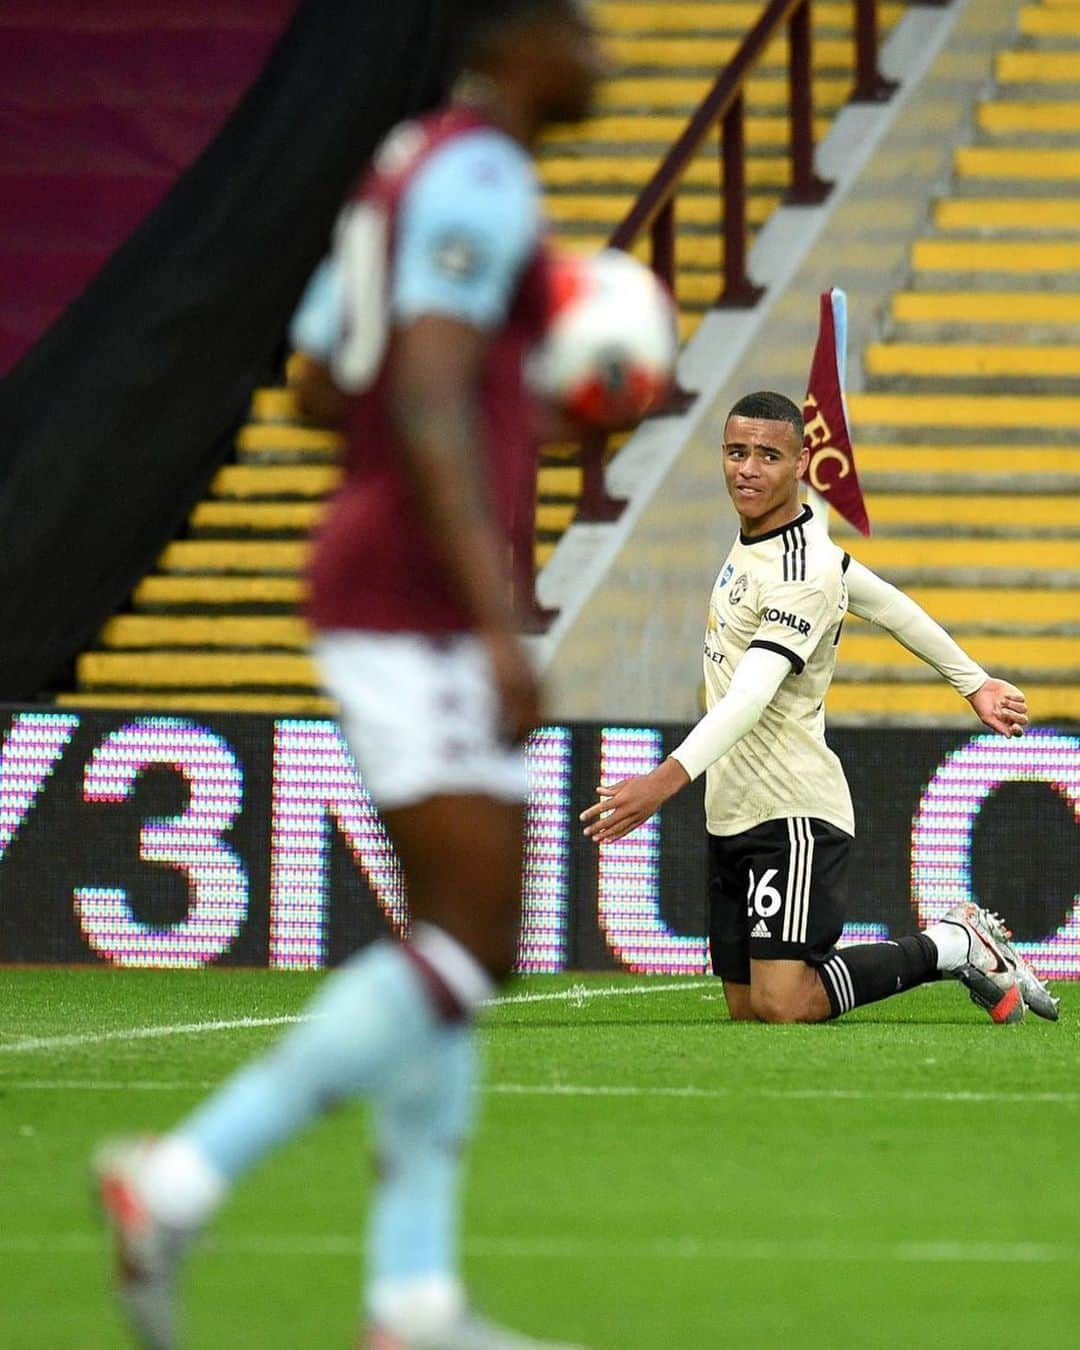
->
[707,816,852,983]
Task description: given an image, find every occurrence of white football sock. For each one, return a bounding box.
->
[139,1134,227,1230]
[369,1274,467,1337]
[412,922,496,1011]
[923,920,971,973]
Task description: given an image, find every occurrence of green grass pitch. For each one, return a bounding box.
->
[1,968,1077,1349]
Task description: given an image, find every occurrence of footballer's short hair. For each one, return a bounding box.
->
[726,390,805,450]
[457,0,587,64]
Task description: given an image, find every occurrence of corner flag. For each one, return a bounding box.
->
[801,288,871,536]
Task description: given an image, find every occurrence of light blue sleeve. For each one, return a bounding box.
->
[391,130,541,330]
[288,256,345,361]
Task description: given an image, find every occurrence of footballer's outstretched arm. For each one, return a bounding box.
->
[580,645,792,843]
[844,556,1028,737]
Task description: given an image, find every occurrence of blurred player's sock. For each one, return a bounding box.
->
[136,925,491,1326]
[817,935,938,1018]
[366,1017,476,1336]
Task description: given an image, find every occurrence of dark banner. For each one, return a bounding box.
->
[0,0,457,698]
[1,708,1077,978]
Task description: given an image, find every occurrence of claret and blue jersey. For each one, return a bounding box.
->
[290,109,550,635]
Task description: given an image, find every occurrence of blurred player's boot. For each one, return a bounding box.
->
[367,1310,588,1349]
[94,1138,190,1350]
[940,903,1025,1024]
[952,904,1059,1021]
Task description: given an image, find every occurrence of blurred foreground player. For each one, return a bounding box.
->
[582,391,1058,1027]
[96,3,605,1347]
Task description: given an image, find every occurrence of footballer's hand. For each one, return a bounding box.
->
[484,629,541,745]
[580,760,690,843]
[968,677,1028,738]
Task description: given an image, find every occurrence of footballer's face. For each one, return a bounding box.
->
[722,414,809,536]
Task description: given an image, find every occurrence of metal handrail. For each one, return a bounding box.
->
[577,0,898,523]
[520,0,903,628]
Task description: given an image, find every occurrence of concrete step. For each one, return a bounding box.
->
[133,575,305,608]
[844,492,1080,534]
[842,536,1080,585]
[911,239,1080,273]
[1018,4,1080,37]
[996,51,1080,85]
[544,189,778,227]
[954,147,1080,180]
[853,445,1080,476]
[55,691,337,715]
[538,153,791,190]
[211,464,340,498]
[76,650,319,690]
[978,102,1080,136]
[848,392,1080,433]
[891,290,1080,330]
[837,632,1080,677]
[237,420,341,458]
[99,615,309,649]
[845,587,1079,632]
[592,2,904,35]
[153,539,554,583]
[249,388,309,422]
[559,231,729,267]
[864,342,1080,385]
[603,34,856,70]
[538,464,583,496]
[190,500,322,532]
[537,501,577,532]
[544,114,828,147]
[158,540,307,574]
[861,471,1079,493]
[933,199,1080,232]
[825,682,1080,723]
[596,73,851,113]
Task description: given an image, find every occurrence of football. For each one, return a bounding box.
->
[528,247,678,430]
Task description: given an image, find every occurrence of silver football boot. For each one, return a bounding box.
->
[947,902,1059,1022]
[94,1137,190,1350]
[940,902,1025,1024]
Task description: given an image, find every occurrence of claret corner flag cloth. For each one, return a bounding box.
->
[801,287,871,537]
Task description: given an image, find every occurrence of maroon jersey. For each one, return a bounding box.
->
[305,107,549,634]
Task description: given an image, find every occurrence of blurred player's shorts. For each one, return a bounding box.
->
[314,630,528,809]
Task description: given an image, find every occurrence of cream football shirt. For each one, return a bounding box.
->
[700,506,855,837]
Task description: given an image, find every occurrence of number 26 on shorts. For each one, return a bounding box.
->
[746,867,783,919]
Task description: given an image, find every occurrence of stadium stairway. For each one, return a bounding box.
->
[835,0,1080,723]
[60,0,907,714]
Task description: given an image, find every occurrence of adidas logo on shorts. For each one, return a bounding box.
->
[750,919,771,939]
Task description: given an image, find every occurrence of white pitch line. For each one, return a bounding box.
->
[0,1232,1076,1265]
[489,980,702,1008]
[5,1080,218,1092]
[489,1083,1080,1105]
[6,1079,1079,1106]
[0,981,706,1057]
[0,1014,309,1056]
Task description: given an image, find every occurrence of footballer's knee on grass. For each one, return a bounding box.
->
[750,959,832,1023]
[722,981,756,1021]
[382,794,525,982]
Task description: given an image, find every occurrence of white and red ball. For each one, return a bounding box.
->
[528,248,678,430]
